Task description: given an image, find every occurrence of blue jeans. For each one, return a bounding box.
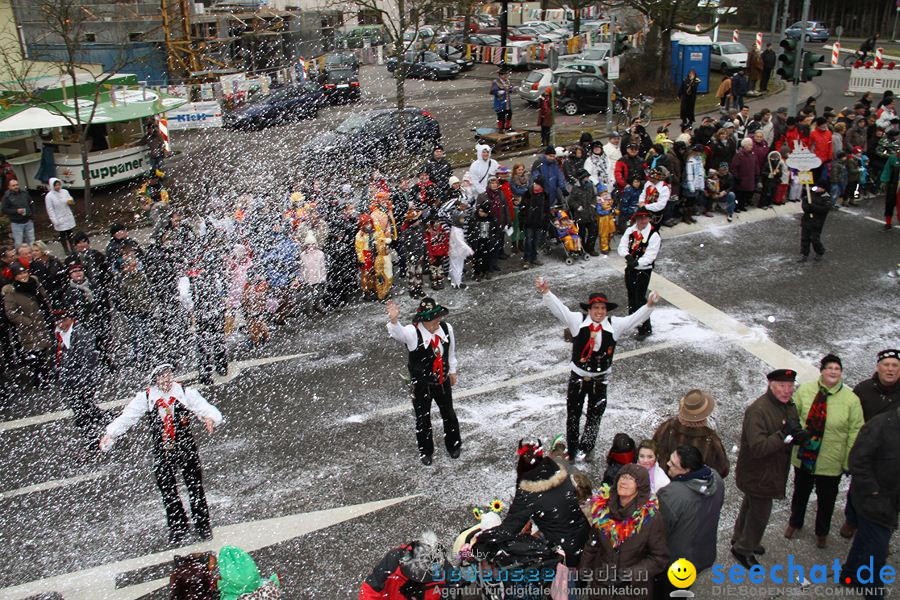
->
[524,227,545,263]
[722,191,736,217]
[829,183,845,206]
[10,221,35,246]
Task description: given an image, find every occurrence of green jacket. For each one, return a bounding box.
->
[791,379,864,476]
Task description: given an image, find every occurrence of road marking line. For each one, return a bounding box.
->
[0,353,313,433]
[0,471,107,500]
[0,494,419,600]
[347,340,682,422]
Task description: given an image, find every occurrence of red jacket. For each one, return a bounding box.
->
[537,96,553,127]
[808,128,834,163]
[499,181,515,221]
[425,225,450,259]
[359,545,444,600]
[776,126,808,153]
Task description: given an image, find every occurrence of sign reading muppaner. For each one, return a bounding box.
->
[786,148,822,170]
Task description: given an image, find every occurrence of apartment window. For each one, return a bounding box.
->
[84,33,97,42]
[357,10,380,25]
[128,32,143,42]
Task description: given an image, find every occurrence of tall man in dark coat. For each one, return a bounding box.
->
[387,297,461,466]
[731,369,809,568]
[761,44,777,92]
[424,145,453,203]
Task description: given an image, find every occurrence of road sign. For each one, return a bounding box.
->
[608,55,620,79]
[786,147,822,170]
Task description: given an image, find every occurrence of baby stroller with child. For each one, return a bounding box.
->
[546,207,590,265]
[466,534,563,600]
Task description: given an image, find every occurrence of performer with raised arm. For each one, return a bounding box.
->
[536,277,659,461]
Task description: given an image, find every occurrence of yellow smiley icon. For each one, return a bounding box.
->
[667,558,697,588]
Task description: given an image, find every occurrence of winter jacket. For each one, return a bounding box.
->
[715,78,732,100]
[218,545,280,600]
[829,159,848,185]
[359,545,444,600]
[709,138,736,170]
[762,48,777,70]
[115,269,154,316]
[809,128,834,164]
[731,73,749,97]
[30,257,66,306]
[730,149,760,192]
[1,188,34,224]
[854,374,900,422]
[585,153,610,190]
[683,155,705,194]
[777,126,808,153]
[568,178,596,223]
[520,187,551,229]
[791,379,864,476]
[424,157,452,191]
[735,390,800,499]
[801,190,831,227]
[614,154,646,189]
[56,325,100,393]
[652,417,730,479]
[2,277,52,352]
[848,406,900,530]
[479,458,590,567]
[538,95,553,127]
[845,122,868,151]
[658,467,725,573]
[531,156,566,203]
[44,178,76,231]
[752,139,769,169]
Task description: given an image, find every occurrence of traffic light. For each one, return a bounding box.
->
[777,38,799,81]
[613,33,630,56]
[801,51,824,81]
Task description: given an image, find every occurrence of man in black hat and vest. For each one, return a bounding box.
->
[536,277,659,462]
[100,363,223,545]
[617,208,661,340]
[387,297,461,466]
[731,368,808,568]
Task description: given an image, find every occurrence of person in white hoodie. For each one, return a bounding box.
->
[603,131,623,177]
[468,144,498,195]
[637,439,671,494]
[44,177,76,254]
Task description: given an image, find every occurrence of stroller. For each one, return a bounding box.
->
[466,534,564,600]
[547,207,590,265]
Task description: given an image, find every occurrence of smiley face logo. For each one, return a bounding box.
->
[667,558,696,588]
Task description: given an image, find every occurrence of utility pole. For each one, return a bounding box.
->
[780,0,791,40]
[789,0,809,112]
[500,0,509,62]
[770,0,780,35]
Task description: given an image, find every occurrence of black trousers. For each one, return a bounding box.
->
[761,68,773,91]
[624,267,652,334]
[578,219,598,254]
[735,189,754,211]
[800,222,825,257]
[566,373,608,455]
[540,126,551,147]
[732,494,774,555]
[841,512,893,593]
[412,379,461,458]
[789,467,841,536]
[196,311,228,383]
[496,109,512,129]
[154,448,211,538]
[58,229,75,255]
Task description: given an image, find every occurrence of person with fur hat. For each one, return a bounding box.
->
[360,531,449,599]
[785,354,863,549]
[651,390,730,479]
[731,368,807,568]
[585,141,611,193]
[477,440,589,568]
[580,463,669,599]
[617,208,661,339]
[100,364,223,545]
[536,278,660,461]
[386,298,461,465]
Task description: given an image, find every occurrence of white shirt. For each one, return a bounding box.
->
[639,180,670,213]
[54,324,72,349]
[387,320,458,374]
[617,222,661,269]
[541,291,654,377]
[106,382,223,440]
[603,142,621,176]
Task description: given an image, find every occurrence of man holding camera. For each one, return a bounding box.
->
[731,369,808,568]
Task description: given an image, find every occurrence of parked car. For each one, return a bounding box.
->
[403,26,441,45]
[300,108,441,171]
[559,44,610,67]
[475,14,498,28]
[555,72,620,115]
[561,61,607,77]
[514,26,565,42]
[518,67,579,104]
[322,68,360,104]
[386,50,461,80]
[223,82,325,130]
[436,44,475,70]
[784,20,830,42]
[324,52,359,73]
[478,27,544,42]
[337,25,387,48]
[522,21,571,38]
[710,42,748,73]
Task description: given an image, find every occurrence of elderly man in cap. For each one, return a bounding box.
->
[491,66,514,132]
[731,368,808,568]
[387,297,461,466]
[652,390,730,479]
[617,208,661,339]
[536,276,659,461]
[101,364,223,545]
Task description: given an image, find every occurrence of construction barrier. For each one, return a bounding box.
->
[733,29,740,43]
[875,47,884,68]
[158,117,170,152]
[846,66,900,93]
[831,42,840,66]
[755,32,763,51]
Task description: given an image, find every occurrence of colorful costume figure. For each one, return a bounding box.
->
[355,214,392,300]
[596,192,617,255]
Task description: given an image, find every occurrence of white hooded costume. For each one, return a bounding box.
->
[44,177,76,232]
[468,144,499,195]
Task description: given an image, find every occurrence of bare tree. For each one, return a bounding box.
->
[0,0,142,220]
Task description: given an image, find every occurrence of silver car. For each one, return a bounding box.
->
[517,67,579,104]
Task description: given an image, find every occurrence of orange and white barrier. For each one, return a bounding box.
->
[755,32,763,51]
[831,42,840,66]
[158,117,170,152]
[875,47,884,67]
[733,29,740,43]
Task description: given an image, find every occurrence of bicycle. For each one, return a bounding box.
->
[841,49,866,68]
[611,93,654,130]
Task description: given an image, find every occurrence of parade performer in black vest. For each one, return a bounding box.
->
[387,298,461,466]
[536,277,659,461]
[617,208,662,340]
[100,364,223,545]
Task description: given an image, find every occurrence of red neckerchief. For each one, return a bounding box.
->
[154,395,177,443]
[430,335,445,384]
[579,322,603,362]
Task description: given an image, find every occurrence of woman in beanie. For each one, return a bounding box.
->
[785,354,863,548]
[602,433,636,486]
[581,464,669,599]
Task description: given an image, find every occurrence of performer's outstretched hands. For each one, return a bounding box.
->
[647,291,660,306]
[387,299,400,324]
[535,277,550,295]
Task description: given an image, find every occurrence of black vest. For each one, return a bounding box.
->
[145,390,198,458]
[570,322,616,373]
[408,322,450,384]
[626,227,658,267]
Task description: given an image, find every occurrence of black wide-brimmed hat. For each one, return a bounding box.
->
[579,292,618,311]
[413,297,449,323]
